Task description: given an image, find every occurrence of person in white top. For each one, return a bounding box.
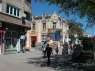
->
[16,38,21,53]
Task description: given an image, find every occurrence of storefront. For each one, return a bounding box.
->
[0,23,30,54]
[0,27,6,54]
[4,24,25,49]
[0,12,31,54]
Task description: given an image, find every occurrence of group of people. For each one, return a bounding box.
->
[62,41,82,60]
[41,40,83,65]
[41,40,53,65]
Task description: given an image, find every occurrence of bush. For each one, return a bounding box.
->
[79,36,94,50]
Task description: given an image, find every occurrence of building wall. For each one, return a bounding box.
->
[26,30,31,49]
[0,3,2,12]
[0,0,32,50]
[31,12,69,45]
[1,0,31,18]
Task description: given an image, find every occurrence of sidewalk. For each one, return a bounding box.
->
[0,48,55,71]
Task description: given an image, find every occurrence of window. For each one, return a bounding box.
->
[32,23,35,31]
[6,4,19,17]
[53,22,56,29]
[6,5,9,13]
[43,23,46,31]
[17,9,19,17]
[10,6,12,14]
[14,7,16,16]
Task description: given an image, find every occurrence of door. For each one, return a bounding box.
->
[31,36,37,47]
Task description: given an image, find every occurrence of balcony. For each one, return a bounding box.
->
[0,12,31,28]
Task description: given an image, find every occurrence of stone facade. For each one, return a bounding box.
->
[31,12,69,46]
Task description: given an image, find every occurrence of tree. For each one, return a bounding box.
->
[36,0,95,26]
[66,20,83,36]
[65,20,83,42]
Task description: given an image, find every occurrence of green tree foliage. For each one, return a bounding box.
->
[66,20,83,36]
[79,36,94,50]
[36,0,95,26]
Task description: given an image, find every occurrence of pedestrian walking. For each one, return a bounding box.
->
[72,44,82,62]
[62,42,68,57]
[20,39,25,53]
[16,38,21,53]
[20,35,26,53]
[68,42,72,55]
[42,41,47,58]
[46,43,52,65]
[55,44,59,55]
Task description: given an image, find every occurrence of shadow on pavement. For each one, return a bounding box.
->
[26,55,91,71]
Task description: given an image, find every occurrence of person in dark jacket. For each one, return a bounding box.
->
[62,42,68,57]
[55,46,59,55]
[42,41,47,58]
[72,44,82,62]
[46,44,52,65]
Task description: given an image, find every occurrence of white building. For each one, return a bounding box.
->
[30,12,69,47]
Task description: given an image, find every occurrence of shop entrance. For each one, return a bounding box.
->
[31,36,37,47]
[5,31,19,49]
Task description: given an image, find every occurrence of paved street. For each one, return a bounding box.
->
[0,48,56,71]
[0,48,95,71]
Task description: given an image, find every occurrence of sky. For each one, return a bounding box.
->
[32,0,95,36]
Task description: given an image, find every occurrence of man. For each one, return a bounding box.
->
[42,41,47,58]
[46,44,52,65]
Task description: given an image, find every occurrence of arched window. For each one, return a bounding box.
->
[43,23,46,31]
